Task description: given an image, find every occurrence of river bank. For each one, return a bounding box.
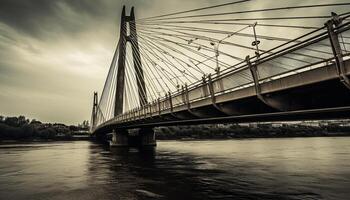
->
[155,124,350,140]
[0,135,91,144]
[0,115,90,141]
[1,115,350,142]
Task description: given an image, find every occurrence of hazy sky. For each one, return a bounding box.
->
[0,0,347,125]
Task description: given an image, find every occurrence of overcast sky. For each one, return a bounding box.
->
[0,0,347,125]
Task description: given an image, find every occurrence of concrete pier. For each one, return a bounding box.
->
[109,128,156,147]
[139,128,156,147]
[109,129,128,147]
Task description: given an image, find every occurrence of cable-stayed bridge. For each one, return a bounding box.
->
[90,1,350,146]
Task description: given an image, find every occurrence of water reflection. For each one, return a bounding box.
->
[0,138,350,200]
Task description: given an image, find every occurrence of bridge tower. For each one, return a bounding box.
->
[115,6,147,117]
[111,6,155,147]
[91,92,98,131]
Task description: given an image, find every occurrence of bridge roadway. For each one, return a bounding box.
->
[93,20,350,146]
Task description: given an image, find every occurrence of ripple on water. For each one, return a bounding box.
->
[0,138,349,200]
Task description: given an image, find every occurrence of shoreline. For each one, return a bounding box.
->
[156,132,350,141]
[162,134,350,140]
[0,136,91,144]
[1,133,349,144]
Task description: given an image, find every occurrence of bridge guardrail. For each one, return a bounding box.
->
[339,28,350,57]
[257,34,333,81]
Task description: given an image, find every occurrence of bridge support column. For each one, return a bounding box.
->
[139,128,156,147]
[110,129,129,147]
[110,128,156,147]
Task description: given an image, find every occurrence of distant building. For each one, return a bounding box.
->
[299,121,320,127]
[271,123,283,128]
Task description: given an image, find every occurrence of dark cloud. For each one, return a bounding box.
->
[0,0,60,37]
[0,0,124,39]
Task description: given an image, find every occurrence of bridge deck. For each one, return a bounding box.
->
[93,20,350,134]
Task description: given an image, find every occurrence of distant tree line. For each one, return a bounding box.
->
[155,123,350,140]
[2,115,349,141]
[0,115,89,141]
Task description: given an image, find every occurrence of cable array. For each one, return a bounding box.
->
[93,0,350,126]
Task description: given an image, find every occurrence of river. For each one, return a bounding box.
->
[0,137,349,200]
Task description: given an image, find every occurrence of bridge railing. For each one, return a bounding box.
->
[188,85,208,103]
[213,67,254,94]
[257,31,333,82]
[339,28,350,57]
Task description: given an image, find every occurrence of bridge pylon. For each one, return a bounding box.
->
[114,6,147,117]
[90,92,98,132]
[110,6,155,147]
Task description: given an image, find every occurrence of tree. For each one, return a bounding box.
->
[5,117,19,127]
[30,119,42,125]
[18,116,28,126]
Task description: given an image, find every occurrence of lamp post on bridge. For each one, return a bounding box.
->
[210,41,221,76]
[251,22,261,58]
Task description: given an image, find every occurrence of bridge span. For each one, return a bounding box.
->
[91,4,350,147]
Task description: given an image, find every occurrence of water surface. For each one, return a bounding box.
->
[0,137,349,200]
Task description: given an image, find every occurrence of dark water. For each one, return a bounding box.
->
[0,137,350,200]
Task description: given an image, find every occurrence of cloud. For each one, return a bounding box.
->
[0,0,348,124]
[0,0,122,124]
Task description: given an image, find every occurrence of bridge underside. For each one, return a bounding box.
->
[94,60,350,137]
